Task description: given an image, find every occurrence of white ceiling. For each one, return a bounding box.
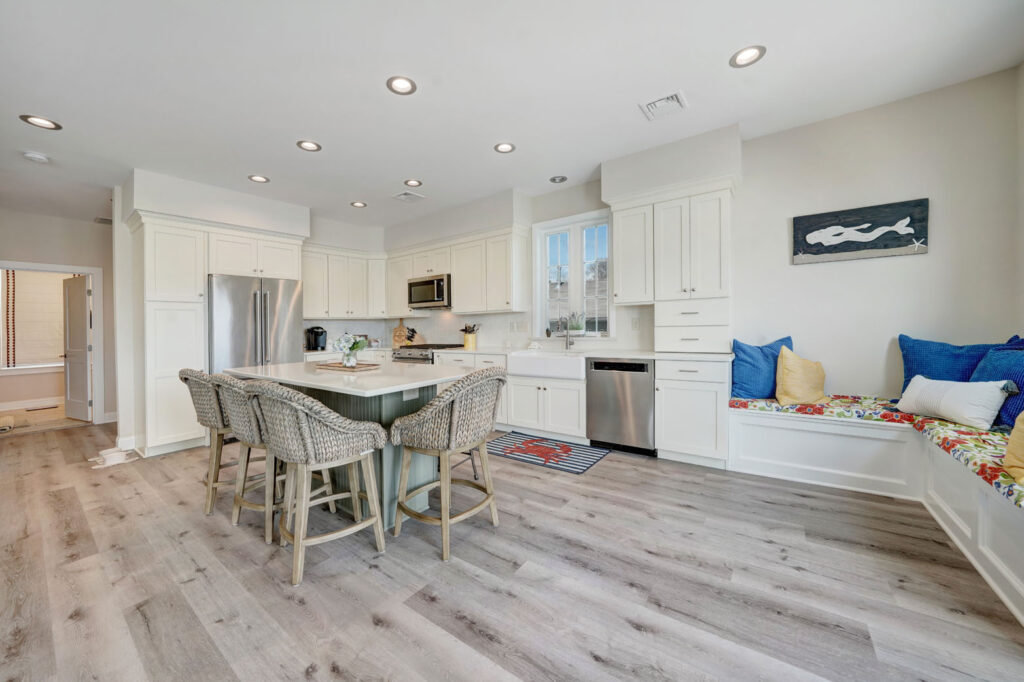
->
[2,0,1023,226]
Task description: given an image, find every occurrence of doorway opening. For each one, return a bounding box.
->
[0,260,105,437]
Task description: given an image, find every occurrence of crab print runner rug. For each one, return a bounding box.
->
[486,432,610,474]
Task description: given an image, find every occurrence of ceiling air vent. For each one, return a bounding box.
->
[638,91,687,121]
[392,190,426,203]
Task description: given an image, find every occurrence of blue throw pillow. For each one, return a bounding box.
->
[970,348,1024,427]
[898,334,1004,393]
[732,337,793,399]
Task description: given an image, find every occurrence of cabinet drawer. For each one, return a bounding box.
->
[656,360,730,383]
[654,299,730,327]
[474,354,507,369]
[655,326,732,353]
[436,354,473,367]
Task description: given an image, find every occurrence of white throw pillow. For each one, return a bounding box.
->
[896,375,1015,430]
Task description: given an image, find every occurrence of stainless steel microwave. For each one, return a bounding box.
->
[408,273,451,309]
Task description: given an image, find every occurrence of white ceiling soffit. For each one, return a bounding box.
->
[1,0,1023,225]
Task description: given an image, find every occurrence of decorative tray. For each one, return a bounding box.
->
[315,362,381,373]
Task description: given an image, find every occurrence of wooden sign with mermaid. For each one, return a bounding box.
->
[792,198,929,265]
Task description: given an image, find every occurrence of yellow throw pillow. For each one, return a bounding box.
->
[775,346,827,407]
[1004,412,1024,485]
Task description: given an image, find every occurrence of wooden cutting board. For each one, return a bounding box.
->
[315,362,381,373]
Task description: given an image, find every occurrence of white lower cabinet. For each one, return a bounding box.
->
[507,376,586,437]
[654,358,730,464]
[145,301,206,450]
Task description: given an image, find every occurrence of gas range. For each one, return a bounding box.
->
[391,343,465,364]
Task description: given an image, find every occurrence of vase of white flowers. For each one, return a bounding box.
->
[332,333,368,368]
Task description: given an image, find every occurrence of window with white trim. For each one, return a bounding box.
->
[533,210,611,337]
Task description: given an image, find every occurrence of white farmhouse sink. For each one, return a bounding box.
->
[507,350,586,380]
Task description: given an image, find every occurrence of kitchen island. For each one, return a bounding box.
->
[226,361,472,528]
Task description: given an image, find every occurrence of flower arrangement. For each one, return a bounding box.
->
[332,333,369,367]
[566,311,586,335]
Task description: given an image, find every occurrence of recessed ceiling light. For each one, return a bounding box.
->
[549,175,567,184]
[23,151,50,164]
[296,140,322,152]
[351,201,367,208]
[404,179,422,187]
[19,114,62,130]
[494,142,516,153]
[248,175,270,183]
[729,45,766,68]
[386,76,417,95]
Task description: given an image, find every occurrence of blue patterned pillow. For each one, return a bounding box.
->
[898,335,1004,393]
[970,347,1024,427]
[732,337,793,399]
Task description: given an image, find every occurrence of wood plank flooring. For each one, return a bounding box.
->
[2,424,1023,681]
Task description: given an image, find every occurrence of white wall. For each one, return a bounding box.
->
[1018,63,1024,328]
[601,125,741,202]
[127,169,310,237]
[0,207,116,413]
[531,180,606,224]
[733,68,1020,397]
[309,216,384,252]
[384,189,526,250]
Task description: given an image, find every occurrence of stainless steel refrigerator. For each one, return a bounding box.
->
[208,274,303,374]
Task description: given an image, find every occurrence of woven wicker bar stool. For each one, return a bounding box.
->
[391,367,507,561]
[179,368,233,515]
[245,381,387,585]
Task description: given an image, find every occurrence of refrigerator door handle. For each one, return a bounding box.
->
[253,291,262,365]
[263,291,271,365]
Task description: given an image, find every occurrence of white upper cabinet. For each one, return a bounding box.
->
[412,247,451,277]
[386,255,416,318]
[688,190,730,299]
[612,205,654,304]
[258,240,302,280]
[146,224,206,302]
[485,235,516,312]
[208,232,259,276]
[209,232,301,280]
[302,251,329,318]
[346,257,369,318]
[367,260,387,318]
[451,240,487,313]
[653,198,691,300]
[653,190,730,301]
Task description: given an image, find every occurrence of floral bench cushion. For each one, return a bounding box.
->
[728,395,916,425]
[913,418,1023,508]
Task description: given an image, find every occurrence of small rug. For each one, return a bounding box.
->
[487,432,610,474]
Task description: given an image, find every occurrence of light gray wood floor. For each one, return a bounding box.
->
[3,424,1024,681]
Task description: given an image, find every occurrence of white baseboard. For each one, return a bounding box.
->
[142,436,207,458]
[94,411,118,424]
[659,449,727,469]
[0,396,63,412]
[116,435,136,451]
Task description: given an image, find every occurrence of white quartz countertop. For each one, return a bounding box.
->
[432,347,509,355]
[225,361,469,397]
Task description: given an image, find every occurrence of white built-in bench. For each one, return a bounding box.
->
[727,396,1024,626]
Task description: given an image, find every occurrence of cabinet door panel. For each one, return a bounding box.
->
[328,255,349,317]
[689,191,729,299]
[485,236,511,311]
[302,252,329,318]
[147,225,206,302]
[544,381,586,437]
[655,380,727,460]
[431,247,452,275]
[386,256,415,317]
[451,241,487,313]
[146,301,206,447]
[654,198,691,300]
[367,260,387,318]
[347,257,369,317]
[612,206,654,304]
[209,233,258,276]
[411,253,431,277]
[507,378,544,429]
[259,241,301,280]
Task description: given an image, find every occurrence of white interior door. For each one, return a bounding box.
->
[63,276,92,421]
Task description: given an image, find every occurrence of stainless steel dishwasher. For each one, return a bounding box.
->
[586,358,655,452]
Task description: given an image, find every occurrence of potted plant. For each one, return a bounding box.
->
[566,312,586,336]
[332,333,368,367]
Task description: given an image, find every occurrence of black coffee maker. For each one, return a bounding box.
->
[305,326,327,351]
